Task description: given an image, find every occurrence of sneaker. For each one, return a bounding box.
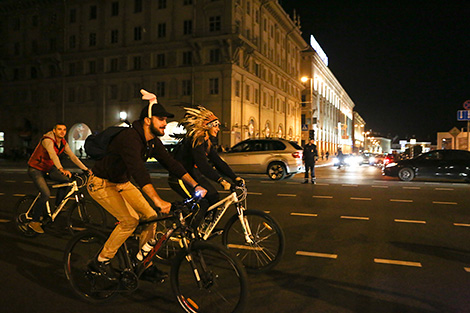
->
[302,180,309,184]
[311,180,316,184]
[28,221,44,234]
[87,258,118,282]
[140,266,168,283]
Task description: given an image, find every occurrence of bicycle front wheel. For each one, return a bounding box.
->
[14,195,38,237]
[67,199,107,234]
[63,230,118,303]
[171,241,248,313]
[222,209,285,273]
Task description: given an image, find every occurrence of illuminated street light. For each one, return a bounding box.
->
[119,111,127,120]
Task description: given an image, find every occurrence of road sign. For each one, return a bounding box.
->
[463,100,470,110]
[449,127,461,137]
[301,124,308,131]
[457,110,470,121]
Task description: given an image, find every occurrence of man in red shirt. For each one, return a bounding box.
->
[27,122,91,234]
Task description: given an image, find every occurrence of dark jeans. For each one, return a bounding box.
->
[28,166,70,222]
[168,175,219,228]
[304,162,316,180]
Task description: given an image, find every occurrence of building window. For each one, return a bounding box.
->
[111,30,119,43]
[156,53,166,67]
[88,60,96,74]
[89,33,96,46]
[235,80,240,97]
[183,20,192,35]
[158,0,166,9]
[247,1,250,15]
[14,42,20,55]
[156,81,166,97]
[209,16,221,32]
[134,26,142,41]
[68,63,76,76]
[110,58,118,72]
[182,51,192,65]
[90,5,97,20]
[32,15,39,27]
[133,56,141,70]
[69,9,76,23]
[31,67,38,79]
[49,38,57,51]
[245,85,250,101]
[69,35,76,49]
[182,80,192,96]
[111,2,119,16]
[49,65,56,77]
[255,88,259,103]
[68,87,75,102]
[134,0,142,13]
[184,0,193,5]
[110,85,118,99]
[209,78,219,95]
[31,40,38,53]
[209,49,220,63]
[158,23,166,38]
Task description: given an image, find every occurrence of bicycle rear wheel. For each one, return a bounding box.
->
[14,195,38,237]
[222,209,285,273]
[171,241,248,313]
[67,199,107,234]
[63,230,119,303]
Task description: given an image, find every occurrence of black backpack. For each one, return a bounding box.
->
[84,126,127,160]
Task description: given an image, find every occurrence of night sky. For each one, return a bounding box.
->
[280,1,470,143]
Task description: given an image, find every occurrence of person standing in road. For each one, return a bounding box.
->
[336,147,345,169]
[325,151,329,160]
[86,90,207,282]
[27,123,91,234]
[302,138,318,184]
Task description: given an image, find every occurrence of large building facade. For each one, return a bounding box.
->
[0,0,305,155]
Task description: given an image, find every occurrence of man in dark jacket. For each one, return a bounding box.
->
[302,138,318,184]
[87,93,206,281]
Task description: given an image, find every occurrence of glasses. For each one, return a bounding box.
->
[208,120,221,128]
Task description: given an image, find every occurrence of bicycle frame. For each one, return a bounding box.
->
[24,179,82,222]
[199,187,254,244]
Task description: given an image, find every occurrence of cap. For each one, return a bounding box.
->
[140,103,175,120]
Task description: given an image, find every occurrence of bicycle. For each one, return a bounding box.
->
[157,184,285,273]
[15,172,107,237]
[63,195,248,313]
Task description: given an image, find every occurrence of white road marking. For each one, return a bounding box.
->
[313,195,333,199]
[314,183,329,186]
[260,181,275,184]
[424,182,440,185]
[342,184,358,187]
[13,194,26,197]
[248,192,262,195]
[435,188,454,191]
[372,185,388,188]
[156,187,172,191]
[0,219,10,223]
[395,219,426,224]
[390,199,413,203]
[403,186,420,190]
[341,216,370,221]
[350,197,372,201]
[291,213,318,217]
[454,223,470,227]
[5,180,16,183]
[432,201,457,205]
[277,193,296,197]
[374,258,422,267]
[296,251,338,259]
[286,182,298,184]
[0,193,4,196]
[24,181,33,183]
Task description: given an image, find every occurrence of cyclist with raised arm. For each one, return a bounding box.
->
[168,106,244,228]
[27,122,91,234]
[86,90,206,282]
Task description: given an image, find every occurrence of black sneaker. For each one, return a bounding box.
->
[140,266,168,283]
[87,258,118,282]
[302,180,309,184]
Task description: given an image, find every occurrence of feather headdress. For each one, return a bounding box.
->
[180,106,219,147]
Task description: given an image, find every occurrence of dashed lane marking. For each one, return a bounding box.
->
[454,223,470,227]
[296,251,338,259]
[5,180,16,183]
[291,213,318,217]
[312,195,333,199]
[13,194,26,197]
[260,181,275,184]
[424,182,440,185]
[277,194,296,197]
[156,187,172,191]
[350,197,372,201]
[372,185,388,188]
[314,183,329,186]
[248,192,262,195]
[403,186,420,190]
[435,188,454,191]
[390,199,413,203]
[286,182,298,184]
[0,219,9,223]
[342,184,358,187]
[395,219,426,224]
[374,258,422,267]
[433,201,458,205]
[0,193,4,196]
[341,216,370,221]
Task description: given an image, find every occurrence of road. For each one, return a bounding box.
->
[1,161,470,313]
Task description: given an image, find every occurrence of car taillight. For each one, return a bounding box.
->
[292,152,302,158]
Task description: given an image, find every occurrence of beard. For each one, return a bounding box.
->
[150,123,165,137]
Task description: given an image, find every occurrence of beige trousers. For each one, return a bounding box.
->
[87,175,157,259]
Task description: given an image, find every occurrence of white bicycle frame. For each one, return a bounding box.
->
[25,179,82,222]
[199,186,254,244]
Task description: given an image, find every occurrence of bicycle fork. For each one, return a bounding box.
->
[236,205,254,245]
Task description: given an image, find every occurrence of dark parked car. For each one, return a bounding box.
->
[383,149,470,182]
[220,138,304,180]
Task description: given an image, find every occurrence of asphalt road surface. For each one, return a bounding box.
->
[1,161,470,313]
